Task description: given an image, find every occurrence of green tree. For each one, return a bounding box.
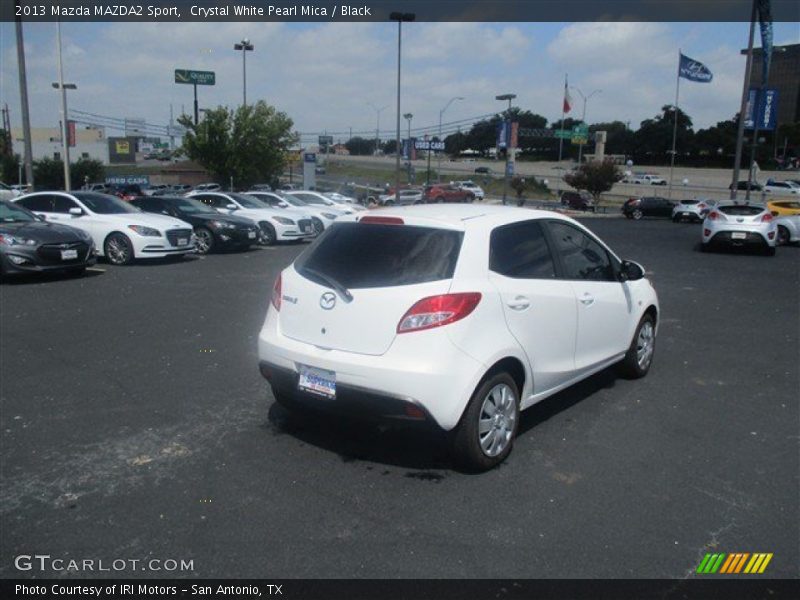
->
[178,100,296,189]
[33,157,65,190]
[71,158,104,189]
[344,136,375,156]
[1,153,21,184]
[563,159,623,204]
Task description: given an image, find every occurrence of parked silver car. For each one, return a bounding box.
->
[672,199,715,223]
[701,203,777,256]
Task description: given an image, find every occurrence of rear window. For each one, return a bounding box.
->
[718,205,765,216]
[680,200,699,205]
[295,222,463,289]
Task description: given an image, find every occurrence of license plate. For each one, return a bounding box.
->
[682,212,691,217]
[297,365,336,399]
[731,232,747,240]
[177,238,188,246]
[61,249,78,260]
[248,231,257,239]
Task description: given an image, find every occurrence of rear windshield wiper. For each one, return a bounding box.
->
[300,267,353,303]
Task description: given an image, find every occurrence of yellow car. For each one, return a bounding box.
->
[767,199,800,216]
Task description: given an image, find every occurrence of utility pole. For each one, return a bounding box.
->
[404,113,413,184]
[233,38,254,106]
[438,96,463,182]
[731,0,757,201]
[55,21,74,190]
[496,93,516,205]
[15,17,34,187]
[390,12,415,202]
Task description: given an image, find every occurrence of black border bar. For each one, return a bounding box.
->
[3,0,800,22]
[2,579,800,600]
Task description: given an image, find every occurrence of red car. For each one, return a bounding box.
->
[423,183,475,203]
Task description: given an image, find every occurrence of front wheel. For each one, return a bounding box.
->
[104,233,134,265]
[618,314,656,379]
[451,372,520,472]
[259,223,277,246]
[194,227,214,255]
[632,209,643,220]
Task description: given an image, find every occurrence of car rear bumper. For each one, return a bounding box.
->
[257,309,487,431]
[705,230,775,247]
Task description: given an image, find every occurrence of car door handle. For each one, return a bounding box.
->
[506,296,531,311]
[579,293,595,306]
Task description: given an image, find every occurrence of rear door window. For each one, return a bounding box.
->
[295,223,463,289]
[490,220,556,279]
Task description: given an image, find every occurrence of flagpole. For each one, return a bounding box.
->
[557,73,567,193]
[667,49,681,201]
[730,0,758,201]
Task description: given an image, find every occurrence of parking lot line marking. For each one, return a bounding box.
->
[87,267,106,272]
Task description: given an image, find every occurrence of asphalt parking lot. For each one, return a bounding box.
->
[1,217,797,579]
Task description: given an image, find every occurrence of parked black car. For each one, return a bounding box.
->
[130,196,260,255]
[622,196,676,219]
[474,166,491,174]
[560,190,595,211]
[729,181,763,191]
[0,199,96,277]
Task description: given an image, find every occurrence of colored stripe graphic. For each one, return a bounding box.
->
[701,553,773,574]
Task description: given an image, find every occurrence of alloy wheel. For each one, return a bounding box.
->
[478,383,517,458]
[636,321,655,370]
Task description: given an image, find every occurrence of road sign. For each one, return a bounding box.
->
[415,140,445,151]
[572,123,589,136]
[174,69,216,86]
[318,135,333,146]
[571,135,588,145]
[554,130,572,139]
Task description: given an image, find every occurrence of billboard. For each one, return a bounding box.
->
[108,137,137,164]
[744,88,779,131]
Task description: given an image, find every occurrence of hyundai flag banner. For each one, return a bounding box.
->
[678,53,713,82]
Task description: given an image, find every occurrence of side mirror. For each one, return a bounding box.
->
[36,213,47,222]
[68,207,83,217]
[227,204,238,210]
[619,260,645,282]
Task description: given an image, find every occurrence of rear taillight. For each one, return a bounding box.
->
[698,203,707,210]
[704,228,711,236]
[761,213,774,222]
[707,211,721,221]
[271,273,282,311]
[397,293,481,334]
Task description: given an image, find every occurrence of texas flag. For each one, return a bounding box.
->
[563,80,573,113]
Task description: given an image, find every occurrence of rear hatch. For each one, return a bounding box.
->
[716,204,768,224]
[278,220,464,356]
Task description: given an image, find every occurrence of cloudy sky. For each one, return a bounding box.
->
[1,20,798,142]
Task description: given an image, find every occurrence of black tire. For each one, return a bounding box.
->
[311,217,324,236]
[618,314,656,379]
[259,222,277,246]
[700,242,711,253]
[625,213,633,220]
[194,227,214,255]
[451,372,520,472]
[777,225,790,246]
[104,232,134,265]
[632,209,643,220]
[764,245,776,257]
[466,193,475,203]
[384,200,395,206]
[672,215,680,223]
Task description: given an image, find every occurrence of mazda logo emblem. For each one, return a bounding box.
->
[320,292,336,310]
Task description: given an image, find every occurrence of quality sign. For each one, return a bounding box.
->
[174,69,216,86]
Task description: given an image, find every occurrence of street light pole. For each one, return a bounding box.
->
[403,112,413,183]
[55,21,76,191]
[367,102,387,156]
[438,96,463,182]
[496,93,516,205]
[571,87,601,164]
[390,12,415,202]
[233,38,254,106]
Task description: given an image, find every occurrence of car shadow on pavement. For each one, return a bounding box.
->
[0,268,104,285]
[265,365,620,473]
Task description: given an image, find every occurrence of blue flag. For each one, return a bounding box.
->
[757,0,773,85]
[679,53,713,83]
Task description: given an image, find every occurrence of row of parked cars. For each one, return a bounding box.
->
[374,181,486,206]
[0,188,369,276]
[620,195,800,256]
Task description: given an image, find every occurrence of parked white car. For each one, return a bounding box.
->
[671,199,716,222]
[186,191,315,245]
[763,180,800,196]
[0,182,20,201]
[246,191,333,236]
[13,191,195,265]
[325,192,359,205]
[454,180,485,200]
[624,172,667,185]
[284,190,365,214]
[378,189,424,206]
[701,202,777,255]
[258,205,659,470]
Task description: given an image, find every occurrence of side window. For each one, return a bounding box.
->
[17,195,53,212]
[51,195,79,213]
[489,220,556,279]
[546,221,616,282]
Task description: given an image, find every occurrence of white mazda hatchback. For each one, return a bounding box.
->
[258,205,659,471]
